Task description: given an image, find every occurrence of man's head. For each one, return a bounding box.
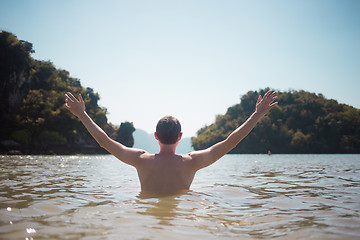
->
[155,116,182,145]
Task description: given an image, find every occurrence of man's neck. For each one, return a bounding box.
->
[158,143,177,155]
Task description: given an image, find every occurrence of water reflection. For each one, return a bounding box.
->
[136,192,184,225]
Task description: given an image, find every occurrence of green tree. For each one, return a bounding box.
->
[0,31,119,154]
[115,122,135,147]
[192,89,360,154]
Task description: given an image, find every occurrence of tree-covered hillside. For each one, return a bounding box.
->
[192,89,360,154]
[0,31,133,154]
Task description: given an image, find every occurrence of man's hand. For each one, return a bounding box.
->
[255,90,278,118]
[65,92,85,118]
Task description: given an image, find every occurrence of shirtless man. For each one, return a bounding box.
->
[65,90,278,193]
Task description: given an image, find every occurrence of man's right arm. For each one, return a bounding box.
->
[65,92,146,167]
[187,90,278,170]
[77,111,147,166]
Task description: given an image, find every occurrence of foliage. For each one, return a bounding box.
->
[0,31,134,154]
[192,89,360,153]
[10,129,31,145]
[115,122,135,147]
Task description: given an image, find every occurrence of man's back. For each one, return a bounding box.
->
[136,153,196,192]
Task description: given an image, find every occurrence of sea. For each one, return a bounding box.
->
[0,154,359,240]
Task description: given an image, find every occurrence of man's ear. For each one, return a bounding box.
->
[154,132,159,140]
[178,132,183,141]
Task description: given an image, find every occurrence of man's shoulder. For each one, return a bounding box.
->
[183,149,211,159]
[139,152,155,159]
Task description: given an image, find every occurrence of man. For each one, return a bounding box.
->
[65,90,278,193]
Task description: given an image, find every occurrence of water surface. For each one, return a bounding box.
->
[0,154,359,239]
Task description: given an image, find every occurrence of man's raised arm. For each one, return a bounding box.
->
[188,90,278,170]
[64,92,146,167]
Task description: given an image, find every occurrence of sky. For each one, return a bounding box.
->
[1,0,359,137]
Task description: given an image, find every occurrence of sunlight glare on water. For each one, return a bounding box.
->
[0,154,359,239]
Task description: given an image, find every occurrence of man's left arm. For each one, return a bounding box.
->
[187,90,278,170]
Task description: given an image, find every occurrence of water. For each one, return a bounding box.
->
[0,154,359,240]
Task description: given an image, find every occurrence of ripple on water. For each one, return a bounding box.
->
[0,154,360,239]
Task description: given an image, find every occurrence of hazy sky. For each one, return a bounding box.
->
[1,0,359,137]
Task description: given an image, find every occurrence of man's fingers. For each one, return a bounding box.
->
[270,101,278,108]
[264,91,277,104]
[264,90,272,99]
[65,94,74,102]
[67,92,79,102]
[257,95,262,104]
[271,95,278,102]
[270,91,277,100]
[79,94,84,103]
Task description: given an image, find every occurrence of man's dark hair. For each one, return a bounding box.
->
[156,116,181,144]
